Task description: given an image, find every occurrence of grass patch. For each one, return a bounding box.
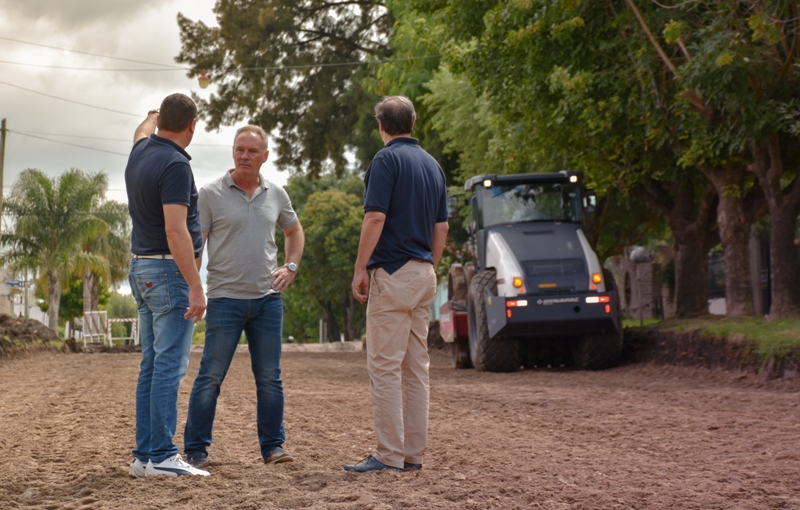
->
[623,318,662,328]
[629,315,800,361]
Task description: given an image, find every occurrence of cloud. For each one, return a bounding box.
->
[0,0,161,29]
[0,0,285,210]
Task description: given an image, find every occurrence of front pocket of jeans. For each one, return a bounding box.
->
[135,273,171,313]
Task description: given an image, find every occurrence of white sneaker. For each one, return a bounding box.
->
[129,458,147,478]
[145,454,210,477]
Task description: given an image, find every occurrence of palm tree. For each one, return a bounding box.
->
[1,169,108,331]
[81,200,131,314]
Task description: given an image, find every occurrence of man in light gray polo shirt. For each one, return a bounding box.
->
[183,125,305,468]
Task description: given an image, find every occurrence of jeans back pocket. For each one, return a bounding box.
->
[134,273,171,313]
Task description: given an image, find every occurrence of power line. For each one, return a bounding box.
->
[12,130,231,147]
[0,80,141,118]
[0,60,187,72]
[9,131,234,170]
[10,131,130,156]
[0,36,183,69]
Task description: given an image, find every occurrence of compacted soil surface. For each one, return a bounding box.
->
[1,347,799,509]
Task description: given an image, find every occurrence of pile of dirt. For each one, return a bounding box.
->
[0,314,72,358]
[623,327,800,379]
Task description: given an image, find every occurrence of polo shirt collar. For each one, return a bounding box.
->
[223,169,269,190]
[385,136,419,148]
[149,133,192,160]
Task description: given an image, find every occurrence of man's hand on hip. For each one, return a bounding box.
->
[270,266,296,293]
[185,285,207,323]
[352,267,369,304]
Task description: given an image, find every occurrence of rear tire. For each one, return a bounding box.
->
[573,268,623,370]
[467,270,521,372]
[463,262,476,287]
[572,332,622,370]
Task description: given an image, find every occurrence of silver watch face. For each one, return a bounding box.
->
[286,263,297,272]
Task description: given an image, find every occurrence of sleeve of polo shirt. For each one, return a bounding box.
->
[276,186,299,230]
[160,161,193,206]
[436,167,449,223]
[129,137,147,155]
[198,186,211,233]
[363,154,396,214]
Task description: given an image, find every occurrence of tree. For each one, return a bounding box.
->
[175,0,391,176]
[104,293,138,338]
[385,0,717,316]
[629,1,800,317]
[81,200,131,314]
[399,0,800,317]
[1,169,108,331]
[279,170,366,342]
[299,189,365,341]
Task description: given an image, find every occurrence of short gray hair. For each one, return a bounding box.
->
[374,96,416,136]
[234,125,268,150]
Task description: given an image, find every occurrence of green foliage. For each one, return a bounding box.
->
[176,0,391,176]
[83,200,131,309]
[105,293,137,319]
[192,319,206,345]
[663,20,686,44]
[103,293,137,339]
[383,0,800,316]
[2,169,111,329]
[280,171,366,342]
[57,277,84,322]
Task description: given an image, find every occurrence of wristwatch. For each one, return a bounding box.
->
[285,262,297,272]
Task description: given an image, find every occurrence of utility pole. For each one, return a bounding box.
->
[0,118,5,236]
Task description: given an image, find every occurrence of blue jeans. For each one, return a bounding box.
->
[129,258,194,464]
[184,295,285,460]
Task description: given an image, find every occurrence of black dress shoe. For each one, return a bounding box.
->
[403,462,422,471]
[343,455,402,473]
[186,453,208,468]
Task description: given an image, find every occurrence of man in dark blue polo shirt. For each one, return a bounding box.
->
[125,93,208,478]
[346,96,449,473]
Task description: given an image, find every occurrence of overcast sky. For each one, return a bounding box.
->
[0,0,291,294]
[0,0,287,208]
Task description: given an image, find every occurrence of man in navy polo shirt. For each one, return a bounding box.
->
[125,93,209,478]
[346,96,449,473]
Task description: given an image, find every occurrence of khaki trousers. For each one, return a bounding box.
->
[366,260,437,469]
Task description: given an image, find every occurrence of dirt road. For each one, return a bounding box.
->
[1,348,799,509]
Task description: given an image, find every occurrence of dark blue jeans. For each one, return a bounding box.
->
[129,258,194,464]
[184,295,286,460]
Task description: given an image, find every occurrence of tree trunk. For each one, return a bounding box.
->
[321,301,341,343]
[90,273,100,312]
[342,292,356,342]
[355,315,366,342]
[673,233,710,318]
[635,178,717,318]
[748,138,800,317]
[82,270,93,315]
[701,165,755,316]
[48,271,61,332]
